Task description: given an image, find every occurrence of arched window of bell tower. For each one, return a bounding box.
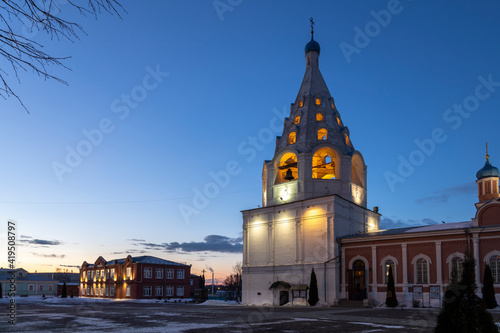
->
[316,113,324,121]
[351,154,365,187]
[275,152,298,184]
[288,132,296,145]
[318,129,327,140]
[312,147,337,179]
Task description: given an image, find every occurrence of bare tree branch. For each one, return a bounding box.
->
[0,0,125,112]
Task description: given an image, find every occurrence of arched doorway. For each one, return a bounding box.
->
[349,260,366,300]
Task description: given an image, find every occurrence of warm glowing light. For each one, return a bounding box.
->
[293,116,300,124]
[345,133,351,147]
[337,117,343,127]
[276,152,298,184]
[298,100,303,108]
[288,132,296,144]
[315,98,321,105]
[317,128,327,141]
[312,147,336,179]
[316,113,323,121]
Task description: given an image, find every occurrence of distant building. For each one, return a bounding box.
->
[31,271,80,296]
[0,268,58,297]
[79,255,191,299]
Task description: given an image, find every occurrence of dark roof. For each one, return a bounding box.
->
[477,158,499,180]
[88,255,189,267]
[0,273,58,282]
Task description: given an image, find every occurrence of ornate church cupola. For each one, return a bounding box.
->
[476,143,500,202]
[262,19,367,208]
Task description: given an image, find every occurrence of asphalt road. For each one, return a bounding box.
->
[2,299,498,332]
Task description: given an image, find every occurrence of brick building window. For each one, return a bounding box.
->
[126,286,131,297]
[490,255,500,283]
[166,286,174,296]
[177,269,185,279]
[176,286,184,297]
[416,258,428,284]
[28,284,34,291]
[155,286,163,297]
[39,284,44,292]
[144,267,152,278]
[451,257,463,280]
[48,285,53,292]
[167,269,174,279]
[110,286,114,296]
[126,267,131,279]
[155,268,163,279]
[384,260,396,284]
[143,286,152,297]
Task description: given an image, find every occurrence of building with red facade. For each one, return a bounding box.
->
[79,255,191,299]
[341,154,500,306]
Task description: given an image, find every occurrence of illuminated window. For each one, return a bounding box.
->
[490,255,500,283]
[111,268,115,279]
[317,129,327,140]
[298,100,303,108]
[82,287,85,296]
[312,147,336,179]
[126,267,131,279]
[288,132,296,144]
[416,258,428,284]
[451,257,463,281]
[315,98,321,105]
[331,103,335,109]
[126,286,131,297]
[337,117,343,127]
[384,260,396,284]
[276,152,298,184]
[316,113,323,121]
[351,154,364,187]
[100,285,103,296]
[293,116,300,124]
[345,133,352,147]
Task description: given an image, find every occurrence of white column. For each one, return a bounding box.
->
[243,226,248,266]
[341,247,346,298]
[436,241,442,284]
[402,243,408,293]
[295,220,301,263]
[267,224,273,264]
[473,234,481,290]
[371,245,377,294]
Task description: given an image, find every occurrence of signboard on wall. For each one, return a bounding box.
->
[413,285,423,299]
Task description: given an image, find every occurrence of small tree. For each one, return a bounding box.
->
[61,282,67,298]
[483,264,498,309]
[385,265,398,307]
[308,268,319,306]
[435,251,498,333]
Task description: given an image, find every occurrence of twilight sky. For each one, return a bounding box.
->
[1,0,500,281]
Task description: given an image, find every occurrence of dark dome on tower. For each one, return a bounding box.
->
[476,159,499,180]
[305,36,320,54]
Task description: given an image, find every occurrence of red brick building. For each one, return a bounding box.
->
[80,255,191,299]
[341,155,500,306]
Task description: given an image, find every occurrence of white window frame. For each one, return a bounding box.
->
[412,254,432,285]
[143,286,152,297]
[155,268,163,279]
[110,286,114,296]
[167,269,174,279]
[166,286,174,296]
[380,255,398,284]
[144,267,152,279]
[105,287,109,296]
[126,267,132,280]
[176,286,184,297]
[126,286,131,297]
[177,269,184,279]
[111,268,115,279]
[484,250,500,284]
[155,286,163,297]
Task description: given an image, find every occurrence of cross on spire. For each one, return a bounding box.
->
[309,17,315,37]
[486,142,490,161]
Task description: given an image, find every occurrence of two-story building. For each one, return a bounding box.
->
[80,255,191,299]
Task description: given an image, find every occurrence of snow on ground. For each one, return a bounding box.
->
[349,322,404,329]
